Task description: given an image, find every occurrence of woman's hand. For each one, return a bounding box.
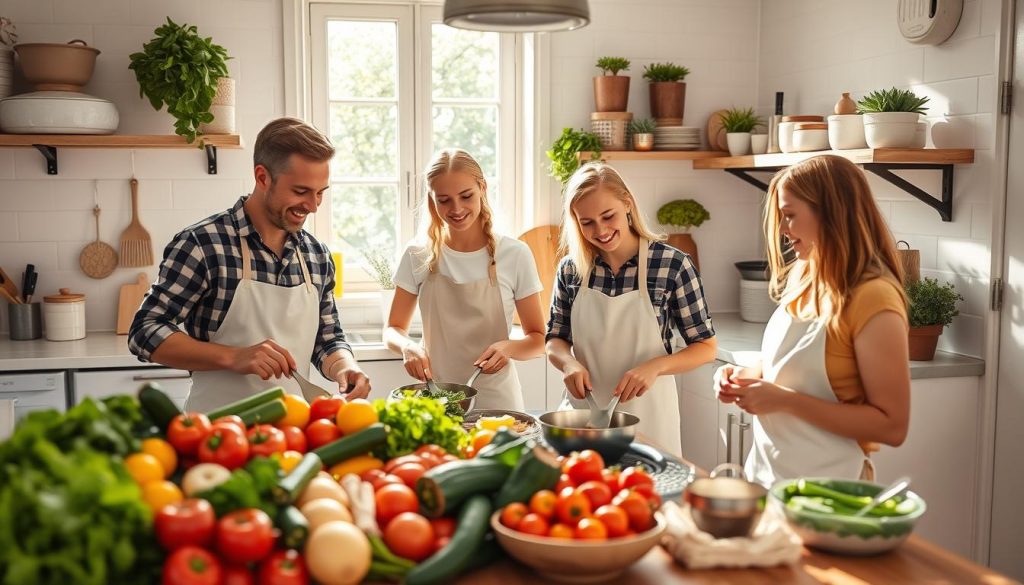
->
[474,340,512,374]
[401,342,432,381]
[725,377,794,415]
[714,363,760,403]
[614,359,663,402]
[562,359,592,400]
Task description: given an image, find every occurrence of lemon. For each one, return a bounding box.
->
[476,415,515,431]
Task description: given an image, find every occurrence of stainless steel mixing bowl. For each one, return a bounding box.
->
[538,409,639,463]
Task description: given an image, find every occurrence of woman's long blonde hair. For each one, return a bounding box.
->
[765,155,906,332]
[561,162,664,278]
[420,148,497,273]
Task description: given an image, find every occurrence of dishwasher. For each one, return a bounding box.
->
[0,371,67,440]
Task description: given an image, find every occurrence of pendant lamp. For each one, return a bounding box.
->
[443,0,590,32]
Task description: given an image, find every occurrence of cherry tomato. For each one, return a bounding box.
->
[246,424,287,458]
[548,523,574,539]
[222,565,255,585]
[257,549,308,585]
[429,517,457,539]
[602,467,621,494]
[383,512,435,562]
[577,480,613,510]
[375,484,420,527]
[630,483,663,511]
[517,513,550,537]
[309,396,345,422]
[278,425,308,453]
[528,489,557,520]
[371,473,405,492]
[198,425,250,470]
[389,461,427,489]
[565,450,604,485]
[555,487,592,527]
[575,517,608,540]
[212,415,247,434]
[555,473,575,493]
[613,490,654,533]
[216,508,276,564]
[618,466,655,492]
[163,546,221,585]
[304,419,342,450]
[594,504,629,538]
[167,413,212,458]
[155,498,216,551]
[415,452,442,469]
[500,502,529,529]
[360,469,387,483]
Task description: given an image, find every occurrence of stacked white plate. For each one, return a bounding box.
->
[653,126,701,151]
[0,49,13,99]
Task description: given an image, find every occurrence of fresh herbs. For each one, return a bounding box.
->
[595,56,630,76]
[400,387,468,418]
[360,247,395,290]
[906,277,962,327]
[373,396,469,459]
[857,88,930,114]
[546,127,602,187]
[642,62,690,83]
[720,107,764,133]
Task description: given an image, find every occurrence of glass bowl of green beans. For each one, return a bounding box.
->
[770,478,927,555]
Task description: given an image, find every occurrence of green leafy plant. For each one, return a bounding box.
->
[720,107,764,133]
[629,118,656,134]
[546,127,602,187]
[129,17,231,144]
[642,62,690,83]
[361,247,395,289]
[595,56,630,76]
[857,88,930,114]
[657,199,710,231]
[906,277,962,327]
[373,396,469,459]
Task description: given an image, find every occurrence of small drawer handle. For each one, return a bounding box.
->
[132,373,192,381]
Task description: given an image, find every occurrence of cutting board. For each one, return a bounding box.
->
[116,272,150,334]
[514,225,562,325]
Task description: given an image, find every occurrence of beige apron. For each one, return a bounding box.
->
[186,236,320,413]
[560,239,683,456]
[745,305,872,487]
[419,242,523,410]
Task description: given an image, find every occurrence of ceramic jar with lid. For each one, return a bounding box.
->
[43,288,86,341]
[778,115,824,153]
[792,122,830,152]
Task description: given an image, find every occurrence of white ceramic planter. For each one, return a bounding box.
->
[863,112,924,148]
[726,132,751,156]
[863,112,921,125]
[914,121,927,148]
[750,134,769,154]
[827,114,867,150]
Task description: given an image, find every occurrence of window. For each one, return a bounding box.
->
[308,2,518,290]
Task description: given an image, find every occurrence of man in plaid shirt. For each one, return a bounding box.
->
[129,118,370,411]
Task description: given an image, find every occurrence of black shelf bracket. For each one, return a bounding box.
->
[206,145,218,174]
[32,144,58,175]
[862,163,953,222]
[723,167,784,192]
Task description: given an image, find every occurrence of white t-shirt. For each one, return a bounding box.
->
[393,235,543,329]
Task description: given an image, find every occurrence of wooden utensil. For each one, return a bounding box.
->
[515,225,561,325]
[80,205,118,279]
[116,272,151,334]
[119,178,154,267]
[0,266,21,303]
[706,109,730,152]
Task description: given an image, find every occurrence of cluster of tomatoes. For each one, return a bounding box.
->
[500,449,660,540]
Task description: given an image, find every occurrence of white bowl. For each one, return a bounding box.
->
[828,114,868,150]
[0,91,119,134]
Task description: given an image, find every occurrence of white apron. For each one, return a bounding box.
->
[560,239,682,456]
[745,305,870,487]
[419,242,523,411]
[185,236,320,413]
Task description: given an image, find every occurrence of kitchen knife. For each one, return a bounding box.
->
[24,271,38,304]
[22,265,35,303]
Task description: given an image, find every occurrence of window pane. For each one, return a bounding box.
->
[331,184,398,262]
[329,103,398,178]
[432,106,498,176]
[431,25,498,99]
[328,20,397,99]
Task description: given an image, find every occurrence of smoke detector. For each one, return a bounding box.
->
[897,0,963,45]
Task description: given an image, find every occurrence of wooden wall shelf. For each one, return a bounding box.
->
[0,134,243,175]
[578,150,729,161]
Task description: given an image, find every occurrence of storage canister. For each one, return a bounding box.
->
[793,122,830,152]
[43,288,86,341]
[778,115,823,153]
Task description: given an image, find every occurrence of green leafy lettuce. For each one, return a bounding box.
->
[373,397,469,459]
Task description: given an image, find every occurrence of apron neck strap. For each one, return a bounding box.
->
[239,235,314,291]
[637,238,650,295]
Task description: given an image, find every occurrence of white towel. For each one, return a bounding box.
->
[0,399,15,442]
[660,501,803,569]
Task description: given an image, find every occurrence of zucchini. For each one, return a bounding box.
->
[474,427,519,456]
[312,423,387,467]
[476,436,531,467]
[273,452,323,505]
[461,533,504,573]
[404,495,493,585]
[236,398,287,426]
[137,383,181,432]
[277,505,310,549]
[493,445,562,508]
[415,458,511,518]
[206,387,285,420]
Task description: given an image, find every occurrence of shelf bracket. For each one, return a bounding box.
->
[723,168,783,192]
[205,145,218,174]
[862,163,953,222]
[32,145,58,175]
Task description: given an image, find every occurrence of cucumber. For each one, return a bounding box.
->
[206,387,285,420]
[277,505,310,549]
[476,436,531,467]
[236,398,287,426]
[137,383,182,432]
[415,458,511,518]
[404,495,493,585]
[493,445,562,508]
[474,427,519,456]
[273,452,323,505]
[312,423,388,467]
[461,533,504,574]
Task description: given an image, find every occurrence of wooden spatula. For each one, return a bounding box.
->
[0,266,22,303]
[119,178,154,267]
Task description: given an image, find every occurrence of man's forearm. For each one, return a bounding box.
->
[322,348,358,381]
[150,332,234,372]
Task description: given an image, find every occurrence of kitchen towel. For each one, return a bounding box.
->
[660,501,803,569]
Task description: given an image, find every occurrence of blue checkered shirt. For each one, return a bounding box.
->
[546,240,715,354]
[128,196,352,373]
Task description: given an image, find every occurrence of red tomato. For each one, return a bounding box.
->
[212,415,247,434]
[198,425,250,470]
[222,565,255,585]
[528,489,557,520]
[433,536,451,554]
[565,450,604,485]
[594,504,629,538]
[555,473,575,493]
[154,498,216,551]
[517,513,550,537]
[577,480,613,509]
[383,455,424,473]
[246,424,287,458]
[216,508,276,564]
[602,467,621,494]
[257,549,308,585]
[384,512,436,562]
[618,466,655,492]
[163,546,221,585]
[575,517,608,540]
[414,452,441,469]
[555,488,592,527]
[500,502,528,529]
[630,483,662,511]
[304,419,342,450]
[375,484,420,527]
[415,444,448,458]
[371,473,405,492]
[278,425,308,453]
[389,461,427,489]
[360,469,387,483]
[308,396,345,422]
[429,517,457,539]
[166,413,212,458]
[613,490,654,533]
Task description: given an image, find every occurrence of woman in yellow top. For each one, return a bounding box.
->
[715,155,911,486]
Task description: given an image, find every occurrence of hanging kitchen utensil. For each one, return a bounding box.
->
[0,266,22,303]
[896,240,920,285]
[119,178,153,267]
[80,205,118,279]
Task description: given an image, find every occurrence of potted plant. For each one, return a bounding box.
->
[594,57,630,113]
[361,247,396,325]
[643,62,690,125]
[857,87,930,149]
[720,107,764,156]
[657,199,710,271]
[629,117,656,151]
[129,18,232,144]
[546,127,602,188]
[906,277,962,360]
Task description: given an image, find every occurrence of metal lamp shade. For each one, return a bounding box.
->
[443,0,590,32]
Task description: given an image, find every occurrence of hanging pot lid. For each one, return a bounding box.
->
[44,288,85,303]
[443,0,590,32]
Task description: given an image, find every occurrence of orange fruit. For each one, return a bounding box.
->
[280,394,311,429]
[471,429,496,452]
[124,453,165,485]
[336,399,379,435]
[274,450,304,474]
[141,480,183,512]
[141,438,177,477]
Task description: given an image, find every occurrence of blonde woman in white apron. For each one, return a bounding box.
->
[715,155,911,487]
[546,163,717,456]
[385,149,546,411]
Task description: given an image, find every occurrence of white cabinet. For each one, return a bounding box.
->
[0,371,67,425]
[74,368,192,410]
[515,356,548,412]
[677,363,718,471]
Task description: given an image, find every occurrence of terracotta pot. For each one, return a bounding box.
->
[593,75,629,112]
[14,40,99,92]
[666,233,700,272]
[908,324,943,361]
[649,81,686,125]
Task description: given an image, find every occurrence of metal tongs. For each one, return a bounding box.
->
[584,392,620,428]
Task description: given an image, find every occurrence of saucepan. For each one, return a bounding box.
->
[388,366,481,415]
[538,408,639,463]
